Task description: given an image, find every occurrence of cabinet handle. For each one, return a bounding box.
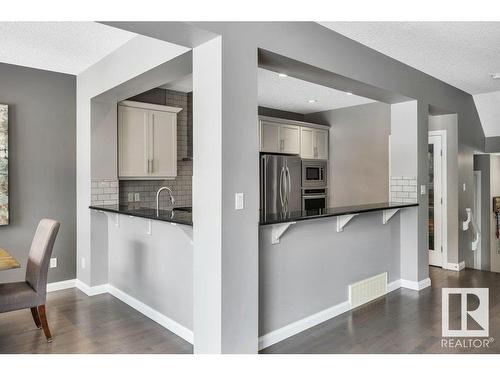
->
[314,146,318,158]
[280,139,284,151]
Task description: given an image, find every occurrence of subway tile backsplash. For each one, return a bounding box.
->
[91,179,119,205]
[119,161,192,209]
[118,88,193,209]
[389,176,417,203]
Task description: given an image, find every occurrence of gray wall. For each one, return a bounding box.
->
[429,114,459,264]
[259,210,401,335]
[106,213,193,331]
[0,62,76,283]
[306,102,391,206]
[473,154,491,271]
[105,21,487,352]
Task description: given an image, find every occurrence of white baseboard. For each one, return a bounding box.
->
[444,261,465,271]
[258,278,404,350]
[107,285,193,344]
[72,280,193,344]
[400,277,432,291]
[47,279,76,292]
[388,279,402,292]
[258,300,351,350]
[75,280,109,296]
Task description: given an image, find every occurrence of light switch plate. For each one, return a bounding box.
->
[50,258,57,268]
[134,193,140,202]
[420,185,426,195]
[81,257,86,269]
[463,183,466,191]
[128,193,134,202]
[235,193,244,210]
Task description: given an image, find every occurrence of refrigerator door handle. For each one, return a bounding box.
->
[262,157,267,215]
[286,166,291,207]
[279,166,285,208]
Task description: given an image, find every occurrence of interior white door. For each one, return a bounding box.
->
[150,110,177,178]
[118,105,149,177]
[473,170,482,270]
[280,125,300,154]
[314,129,329,160]
[260,121,281,152]
[428,135,443,267]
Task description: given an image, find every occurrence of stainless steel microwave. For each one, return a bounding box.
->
[301,160,327,188]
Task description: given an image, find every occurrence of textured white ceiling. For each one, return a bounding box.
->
[0,22,136,75]
[320,22,500,95]
[258,68,374,114]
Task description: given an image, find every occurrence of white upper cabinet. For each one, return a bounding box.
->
[300,127,328,160]
[300,127,314,159]
[118,101,181,179]
[281,125,301,154]
[260,120,281,153]
[150,110,177,178]
[259,120,300,154]
[259,117,329,160]
[118,105,149,178]
[314,129,329,160]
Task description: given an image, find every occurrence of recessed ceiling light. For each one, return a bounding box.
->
[491,73,500,80]
[278,73,288,78]
[308,99,317,104]
[346,92,353,95]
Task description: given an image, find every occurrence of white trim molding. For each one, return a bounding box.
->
[258,300,351,350]
[72,280,193,344]
[107,285,193,344]
[400,278,432,291]
[444,261,466,271]
[75,280,109,296]
[47,279,76,292]
[258,279,403,350]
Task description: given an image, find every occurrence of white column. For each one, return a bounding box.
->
[193,35,259,353]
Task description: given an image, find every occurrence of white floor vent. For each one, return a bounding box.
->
[349,272,388,309]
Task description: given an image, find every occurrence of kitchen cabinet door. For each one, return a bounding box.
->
[150,110,177,178]
[314,129,329,160]
[118,105,148,178]
[260,121,281,152]
[300,127,314,159]
[281,125,300,154]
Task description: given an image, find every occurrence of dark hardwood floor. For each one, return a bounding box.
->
[2,267,500,354]
[0,288,193,354]
[261,266,500,354]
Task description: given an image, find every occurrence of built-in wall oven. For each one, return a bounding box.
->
[301,159,328,212]
[301,160,327,188]
[302,188,328,212]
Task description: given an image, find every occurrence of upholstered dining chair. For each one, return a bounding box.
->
[0,219,60,342]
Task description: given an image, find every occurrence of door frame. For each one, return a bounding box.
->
[428,130,448,268]
[473,170,482,270]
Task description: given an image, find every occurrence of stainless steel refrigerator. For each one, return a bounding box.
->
[260,154,302,215]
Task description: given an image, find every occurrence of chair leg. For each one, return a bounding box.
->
[30,307,41,329]
[37,305,52,343]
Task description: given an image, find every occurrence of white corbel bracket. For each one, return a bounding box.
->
[100,211,119,227]
[382,209,400,224]
[271,222,296,244]
[336,214,358,232]
[171,222,194,244]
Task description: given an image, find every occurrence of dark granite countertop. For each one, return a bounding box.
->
[260,202,418,225]
[89,204,193,226]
